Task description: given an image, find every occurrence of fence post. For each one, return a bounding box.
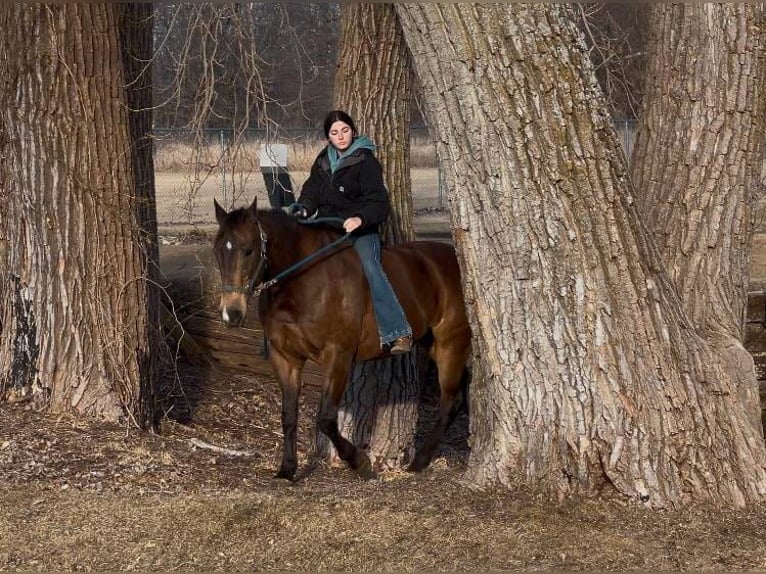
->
[219,130,228,207]
[438,163,444,208]
[259,143,295,208]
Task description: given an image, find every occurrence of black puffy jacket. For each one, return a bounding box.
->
[297,146,391,235]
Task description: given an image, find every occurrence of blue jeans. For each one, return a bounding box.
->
[351,233,412,346]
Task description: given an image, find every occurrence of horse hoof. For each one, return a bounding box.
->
[352,452,373,479]
[274,466,296,481]
[406,454,431,473]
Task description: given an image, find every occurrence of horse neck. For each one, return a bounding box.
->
[258,211,329,274]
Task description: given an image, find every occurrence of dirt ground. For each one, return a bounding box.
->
[3,363,766,572]
[3,217,766,571]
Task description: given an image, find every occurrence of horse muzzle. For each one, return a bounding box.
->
[219,292,248,327]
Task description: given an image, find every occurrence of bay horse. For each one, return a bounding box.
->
[213,198,471,479]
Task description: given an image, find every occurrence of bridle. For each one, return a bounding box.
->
[220,217,352,297]
[220,219,269,296]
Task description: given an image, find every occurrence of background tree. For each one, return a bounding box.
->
[0,4,159,426]
[150,4,341,221]
[318,3,422,469]
[578,4,648,119]
[149,4,647,133]
[152,3,339,131]
[396,3,766,507]
[631,4,766,428]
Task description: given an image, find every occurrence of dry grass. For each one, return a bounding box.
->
[153,137,439,173]
[5,479,766,571]
[3,365,766,572]
[3,345,766,571]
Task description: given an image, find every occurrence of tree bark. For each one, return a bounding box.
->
[397,3,766,507]
[0,4,159,426]
[631,4,766,427]
[317,3,421,470]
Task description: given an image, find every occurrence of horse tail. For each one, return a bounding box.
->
[444,365,471,431]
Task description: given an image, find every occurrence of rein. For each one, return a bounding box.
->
[233,217,352,296]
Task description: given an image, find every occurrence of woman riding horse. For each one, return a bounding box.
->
[289,110,413,355]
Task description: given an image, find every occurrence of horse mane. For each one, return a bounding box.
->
[221,204,348,238]
[258,208,302,229]
[217,204,350,273]
[220,206,286,226]
[256,208,346,244]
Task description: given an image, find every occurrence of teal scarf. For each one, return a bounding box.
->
[327,135,376,174]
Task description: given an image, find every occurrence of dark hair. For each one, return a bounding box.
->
[323,110,357,139]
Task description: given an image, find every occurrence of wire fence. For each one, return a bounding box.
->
[154,119,637,230]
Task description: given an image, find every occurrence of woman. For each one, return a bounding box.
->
[290,110,413,354]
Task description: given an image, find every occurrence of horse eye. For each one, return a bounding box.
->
[244,249,254,257]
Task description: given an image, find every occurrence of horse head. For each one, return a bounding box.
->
[213,198,266,327]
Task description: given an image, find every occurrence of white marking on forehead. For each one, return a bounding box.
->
[226,240,233,251]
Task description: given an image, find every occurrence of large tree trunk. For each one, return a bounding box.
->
[334,4,415,244]
[631,4,766,428]
[317,3,422,470]
[0,4,159,426]
[397,4,766,507]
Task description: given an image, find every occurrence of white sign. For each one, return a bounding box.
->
[259,144,288,169]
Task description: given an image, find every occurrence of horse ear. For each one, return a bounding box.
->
[214,199,227,225]
[247,197,258,219]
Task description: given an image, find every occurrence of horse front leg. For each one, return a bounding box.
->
[317,350,372,478]
[268,346,304,480]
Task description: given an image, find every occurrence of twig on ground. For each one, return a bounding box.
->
[189,438,261,458]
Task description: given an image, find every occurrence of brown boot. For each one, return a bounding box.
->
[389,335,413,354]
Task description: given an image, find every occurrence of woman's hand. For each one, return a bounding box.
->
[343,216,363,232]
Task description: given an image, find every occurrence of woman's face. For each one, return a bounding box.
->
[328,120,353,151]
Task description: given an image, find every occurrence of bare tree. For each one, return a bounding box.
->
[150,4,341,222]
[152,3,339,131]
[578,4,648,119]
[396,4,766,507]
[0,4,158,426]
